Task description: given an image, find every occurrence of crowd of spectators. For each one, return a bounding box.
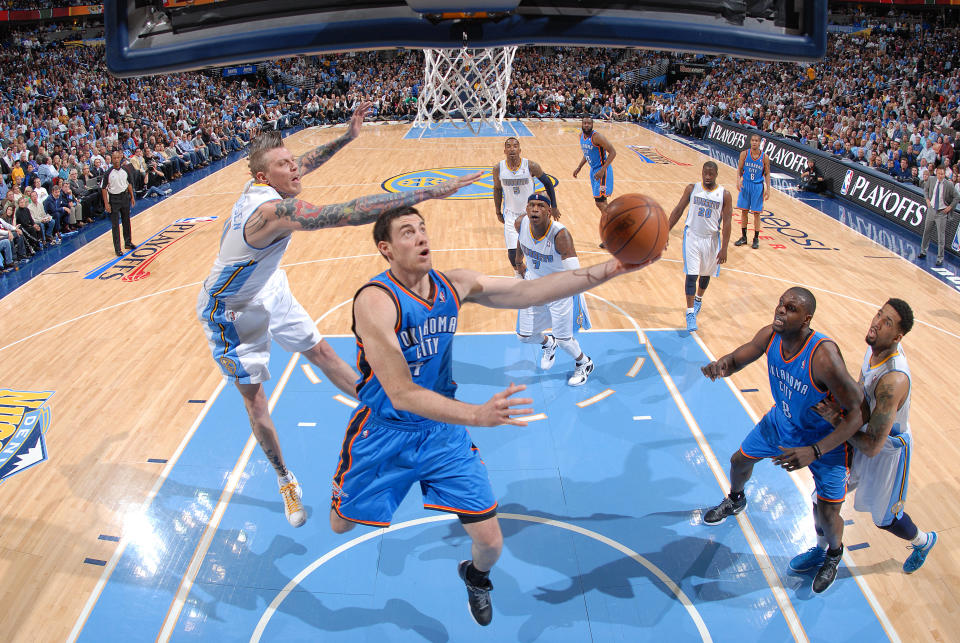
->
[644,10,960,191]
[3,7,960,273]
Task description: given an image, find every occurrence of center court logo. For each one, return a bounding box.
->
[382,167,558,200]
[84,216,218,282]
[0,389,53,484]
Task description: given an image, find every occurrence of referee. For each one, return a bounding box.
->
[100,150,138,257]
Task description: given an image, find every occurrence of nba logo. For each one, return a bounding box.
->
[840,170,854,196]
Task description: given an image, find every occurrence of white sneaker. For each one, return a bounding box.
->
[540,335,557,370]
[567,357,594,386]
[278,471,306,527]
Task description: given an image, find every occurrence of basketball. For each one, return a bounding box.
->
[599,194,669,264]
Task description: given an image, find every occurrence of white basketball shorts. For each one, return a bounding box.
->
[682,228,721,277]
[504,209,523,250]
[197,270,321,384]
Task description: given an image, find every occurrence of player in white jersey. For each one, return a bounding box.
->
[514,193,594,386]
[492,137,558,273]
[667,161,732,333]
[793,299,937,574]
[197,102,481,527]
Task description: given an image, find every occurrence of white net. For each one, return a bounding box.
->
[414,46,518,136]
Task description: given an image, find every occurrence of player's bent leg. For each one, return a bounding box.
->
[459,515,501,626]
[303,339,358,397]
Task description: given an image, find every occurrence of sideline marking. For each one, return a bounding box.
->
[67,379,228,643]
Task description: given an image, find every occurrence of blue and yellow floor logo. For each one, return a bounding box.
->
[0,389,53,483]
[382,167,558,200]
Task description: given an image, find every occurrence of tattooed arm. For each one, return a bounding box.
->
[295,102,371,176]
[447,253,659,311]
[244,170,484,247]
[847,371,909,457]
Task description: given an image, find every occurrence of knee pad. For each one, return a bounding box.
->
[685,274,698,296]
[698,275,711,291]
[555,336,582,359]
[507,248,517,264]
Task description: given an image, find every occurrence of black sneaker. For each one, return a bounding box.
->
[812,547,842,593]
[734,237,748,247]
[703,494,746,525]
[751,237,760,249]
[458,560,493,626]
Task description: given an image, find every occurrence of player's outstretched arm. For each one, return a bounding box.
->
[667,184,694,231]
[449,254,659,311]
[246,171,483,244]
[295,102,371,176]
[773,342,866,471]
[701,325,773,380]
[354,287,533,427]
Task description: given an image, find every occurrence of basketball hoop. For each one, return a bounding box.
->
[414,45,517,137]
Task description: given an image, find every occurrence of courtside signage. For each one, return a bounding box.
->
[705,120,959,257]
[382,167,558,200]
[0,389,53,484]
[84,216,218,281]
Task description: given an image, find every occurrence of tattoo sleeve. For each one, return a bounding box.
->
[296,132,356,176]
[275,186,443,231]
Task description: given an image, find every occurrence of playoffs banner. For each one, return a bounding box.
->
[704,120,960,258]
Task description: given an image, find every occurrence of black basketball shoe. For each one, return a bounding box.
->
[458,560,494,626]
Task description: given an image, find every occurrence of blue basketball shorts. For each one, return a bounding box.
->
[331,407,498,526]
[740,411,849,503]
[736,181,764,213]
[590,165,613,200]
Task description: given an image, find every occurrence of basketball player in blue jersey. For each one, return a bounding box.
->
[734,134,770,249]
[492,137,559,272]
[197,102,482,529]
[573,117,616,220]
[331,207,659,625]
[701,287,866,594]
[794,299,937,575]
[515,194,594,385]
[667,161,733,332]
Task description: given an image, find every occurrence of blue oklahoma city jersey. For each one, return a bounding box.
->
[766,330,834,443]
[355,269,460,425]
[743,150,765,184]
[580,132,605,168]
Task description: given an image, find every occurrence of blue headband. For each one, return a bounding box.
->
[527,193,551,205]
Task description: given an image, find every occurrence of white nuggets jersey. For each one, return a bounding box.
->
[518,216,565,278]
[686,182,725,237]
[848,345,913,525]
[516,216,591,334]
[860,345,911,438]
[202,181,289,302]
[499,159,534,214]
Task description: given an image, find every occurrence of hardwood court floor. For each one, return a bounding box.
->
[0,121,957,642]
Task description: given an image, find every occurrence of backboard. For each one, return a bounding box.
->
[105,0,827,77]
